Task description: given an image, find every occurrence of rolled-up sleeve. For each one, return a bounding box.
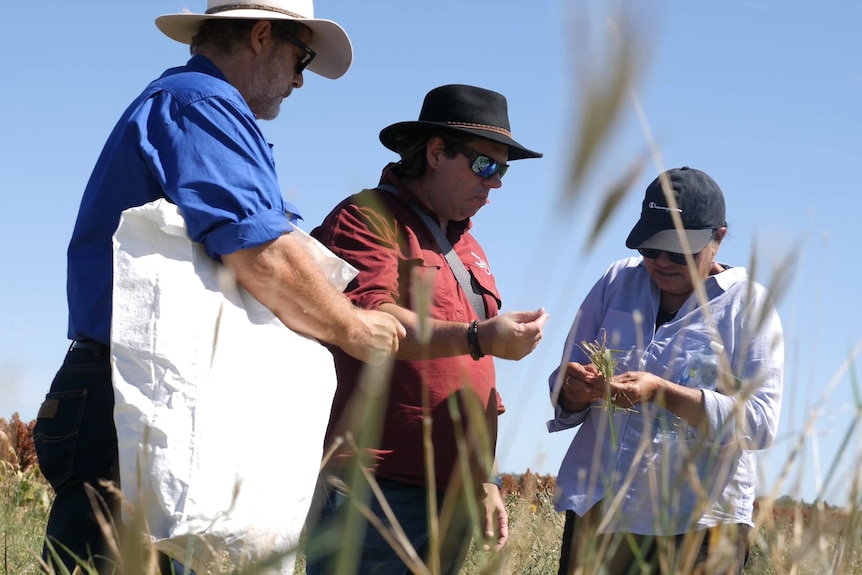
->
[140,93,297,259]
[313,198,401,311]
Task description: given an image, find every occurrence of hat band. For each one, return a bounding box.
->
[206,3,305,18]
[446,122,512,139]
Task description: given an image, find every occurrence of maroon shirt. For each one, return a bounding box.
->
[311,165,505,489]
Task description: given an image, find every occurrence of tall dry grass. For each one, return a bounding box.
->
[4,454,862,574]
[5,3,862,574]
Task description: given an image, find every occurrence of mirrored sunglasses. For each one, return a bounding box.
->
[638,247,701,266]
[458,147,508,179]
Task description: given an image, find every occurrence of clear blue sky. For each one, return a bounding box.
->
[1,1,860,507]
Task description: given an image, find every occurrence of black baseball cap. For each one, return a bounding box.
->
[625,166,727,254]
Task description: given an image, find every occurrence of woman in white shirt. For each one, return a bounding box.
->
[549,167,783,575]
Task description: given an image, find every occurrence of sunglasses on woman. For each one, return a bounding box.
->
[637,248,701,266]
[458,147,508,179]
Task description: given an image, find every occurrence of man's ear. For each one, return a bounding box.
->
[425,136,445,171]
[249,20,273,55]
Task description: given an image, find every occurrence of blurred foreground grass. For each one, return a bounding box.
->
[4,455,862,575]
[4,4,862,574]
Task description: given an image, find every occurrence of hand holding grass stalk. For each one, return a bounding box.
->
[580,333,620,449]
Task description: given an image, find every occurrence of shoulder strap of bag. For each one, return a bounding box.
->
[377,185,487,320]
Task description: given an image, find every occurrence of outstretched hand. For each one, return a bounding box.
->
[481,308,549,360]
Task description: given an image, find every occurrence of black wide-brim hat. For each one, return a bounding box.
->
[379,84,542,161]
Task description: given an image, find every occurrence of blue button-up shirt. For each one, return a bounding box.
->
[548,257,783,534]
[66,55,300,345]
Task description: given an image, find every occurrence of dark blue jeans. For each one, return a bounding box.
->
[304,475,475,575]
[33,345,121,573]
[33,345,195,575]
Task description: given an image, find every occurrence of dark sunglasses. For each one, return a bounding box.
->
[458,147,509,179]
[638,248,701,266]
[283,36,316,75]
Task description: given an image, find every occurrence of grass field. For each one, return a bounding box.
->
[4,427,862,575]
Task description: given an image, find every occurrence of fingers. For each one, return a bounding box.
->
[500,309,549,336]
[500,309,548,359]
[486,527,509,550]
[566,362,599,380]
[561,373,601,403]
[583,363,601,376]
[387,315,406,354]
[493,503,509,550]
[523,311,549,333]
[351,310,406,364]
[531,309,550,329]
[393,318,407,340]
[496,524,510,550]
[508,307,548,323]
[481,488,509,551]
[564,362,612,402]
[563,373,589,389]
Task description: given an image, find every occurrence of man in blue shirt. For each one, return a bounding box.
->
[32,1,404,572]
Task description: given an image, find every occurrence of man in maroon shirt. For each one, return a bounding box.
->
[305,84,548,575]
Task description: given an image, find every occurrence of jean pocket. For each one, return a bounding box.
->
[33,389,88,490]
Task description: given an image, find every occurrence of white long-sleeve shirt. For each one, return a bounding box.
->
[548,257,783,534]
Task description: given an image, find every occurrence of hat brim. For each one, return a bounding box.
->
[155,11,352,79]
[626,227,715,254]
[379,121,542,161]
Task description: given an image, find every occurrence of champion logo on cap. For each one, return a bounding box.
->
[647,202,682,214]
[625,166,727,254]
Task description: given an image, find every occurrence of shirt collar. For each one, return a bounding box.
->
[185,54,229,82]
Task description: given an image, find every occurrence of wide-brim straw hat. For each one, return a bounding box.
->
[155,0,352,79]
[379,84,542,161]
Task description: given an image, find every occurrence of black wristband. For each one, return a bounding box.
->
[486,473,502,489]
[466,320,484,361]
